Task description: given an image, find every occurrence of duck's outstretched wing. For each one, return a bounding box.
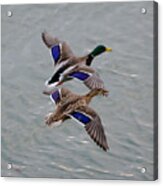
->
[67,106,109,151]
[42,31,74,66]
[62,65,107,93]
[48,88,76,105]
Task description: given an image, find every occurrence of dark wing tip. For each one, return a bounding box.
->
[42,90,51,95]
[85,119,109,152]
[43,89,58,96]
[68,106,109,152]
[42,30,47,36]
[41,31,60,48]
[41,31,51,48]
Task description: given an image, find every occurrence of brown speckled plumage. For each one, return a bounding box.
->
[45,88,109,151]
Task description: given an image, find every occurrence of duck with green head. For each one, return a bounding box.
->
[86,45,112,65]
[42,31,112,90]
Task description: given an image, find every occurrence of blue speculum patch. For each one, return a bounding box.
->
[71,111,91,124]
[69,71,89,81]
[51,90,60,103]
[51,45,61,63]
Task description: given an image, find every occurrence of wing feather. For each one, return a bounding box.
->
[42,31,74,65]
[84,72,105,90]
[50,89,61,104]
[67,106,109,151]
[49,88,77,105]
[42,31,60,48]
[63,65,106,91]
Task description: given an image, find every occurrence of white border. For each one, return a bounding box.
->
[0,0,158,4]
[0,0,162,185]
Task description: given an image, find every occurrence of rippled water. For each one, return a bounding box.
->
[1,2,155,180]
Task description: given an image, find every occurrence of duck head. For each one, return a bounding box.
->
[90,45,112,57]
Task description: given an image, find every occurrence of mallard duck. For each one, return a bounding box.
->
[42,31,112,89]
[45,87,109,151]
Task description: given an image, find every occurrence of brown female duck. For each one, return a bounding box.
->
[45,87,109,151]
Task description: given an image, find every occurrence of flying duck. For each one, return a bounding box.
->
[45,87,109,151]
[42,31,112,90]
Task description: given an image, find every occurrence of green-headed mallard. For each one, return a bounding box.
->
[42,31,112,90]
[45,87,109,151]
